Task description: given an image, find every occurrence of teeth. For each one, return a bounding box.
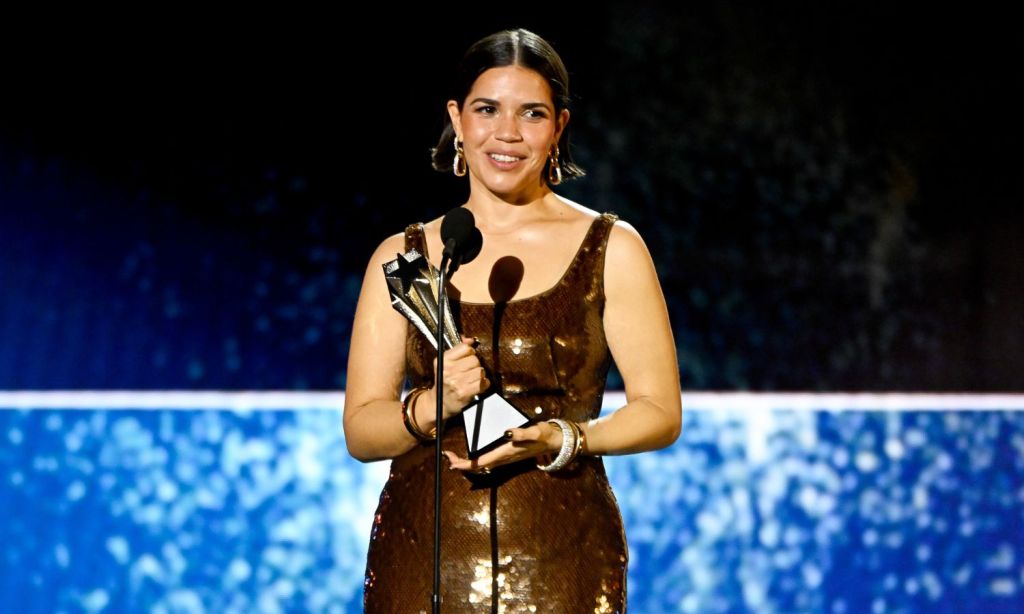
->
[490,153,520,162]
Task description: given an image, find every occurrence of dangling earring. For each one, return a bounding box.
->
[547,144,562,185]
[453,135,467,177]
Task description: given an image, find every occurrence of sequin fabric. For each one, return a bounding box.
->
[363,212,628,613]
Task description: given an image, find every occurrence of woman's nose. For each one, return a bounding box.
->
[495,113,522,141]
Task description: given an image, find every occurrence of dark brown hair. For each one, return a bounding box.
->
[429,28,586,184]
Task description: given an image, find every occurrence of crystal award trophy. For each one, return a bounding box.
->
[383,248,532,457]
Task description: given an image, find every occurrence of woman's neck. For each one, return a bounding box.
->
[463,190,563,233]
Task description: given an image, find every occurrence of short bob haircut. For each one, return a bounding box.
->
[430,28,586,184]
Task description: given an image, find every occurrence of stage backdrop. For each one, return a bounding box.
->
[2,392,1022,613]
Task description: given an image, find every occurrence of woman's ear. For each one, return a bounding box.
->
[554,108,570,143]
[446,100,462,137]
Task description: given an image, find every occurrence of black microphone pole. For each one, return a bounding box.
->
[433,245,454,614]
[432,207,480,613]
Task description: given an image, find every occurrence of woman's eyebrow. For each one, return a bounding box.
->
[469,97,552,112]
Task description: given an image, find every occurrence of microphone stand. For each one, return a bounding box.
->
[432,251,453,614]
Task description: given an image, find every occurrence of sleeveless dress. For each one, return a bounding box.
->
[363,212,628,613]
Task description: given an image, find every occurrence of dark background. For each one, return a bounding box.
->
[1,5,1021,390]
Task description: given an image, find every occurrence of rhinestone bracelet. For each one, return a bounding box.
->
[536,419,579,472]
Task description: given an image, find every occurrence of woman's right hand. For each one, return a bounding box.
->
[423,335,490,422]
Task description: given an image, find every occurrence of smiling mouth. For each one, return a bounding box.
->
[489,153,524,162]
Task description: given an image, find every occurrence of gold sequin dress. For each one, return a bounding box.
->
[363,212,628,613]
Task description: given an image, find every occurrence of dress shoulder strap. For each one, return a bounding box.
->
[403,222,428,256]
[583,211,619,304]
[590,211,620,260]
[596,211,619,242]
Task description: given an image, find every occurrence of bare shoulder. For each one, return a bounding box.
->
[367,230,408,270]
[420,215,443,235]
[602,216,663,307]
[605,217,653,269]
[553,194,602,224]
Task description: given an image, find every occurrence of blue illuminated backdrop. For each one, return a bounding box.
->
[2,393,1023,613]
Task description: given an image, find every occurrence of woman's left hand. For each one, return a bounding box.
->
[442,421,563,473]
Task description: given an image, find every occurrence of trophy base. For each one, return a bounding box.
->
[462,392,535,459]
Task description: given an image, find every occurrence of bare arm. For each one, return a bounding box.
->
[343,232,490,463]
[581,220,682,455]
[343,232,426,462]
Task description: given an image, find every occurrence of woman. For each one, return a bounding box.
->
[344,28,681,612]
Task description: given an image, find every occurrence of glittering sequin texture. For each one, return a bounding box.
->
[363,213,628,613]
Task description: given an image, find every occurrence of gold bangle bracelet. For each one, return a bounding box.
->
[401,386,435,442]
[573,421,585,457]
[566,420,584,465]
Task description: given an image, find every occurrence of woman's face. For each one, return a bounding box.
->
[447,65,569,201]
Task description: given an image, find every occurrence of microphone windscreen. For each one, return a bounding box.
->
[441,207,482,265]
[462,227,483,264]
[441,206,475,247]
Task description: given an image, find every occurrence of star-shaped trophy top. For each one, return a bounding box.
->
[390,248,425,296]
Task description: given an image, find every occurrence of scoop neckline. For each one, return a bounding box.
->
[417,213,605,308]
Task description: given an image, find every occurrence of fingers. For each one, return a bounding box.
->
[502,424,564,455]
[442,450,482,472]
[443,434,550,474]
[450,335,480,358]
[432,337,489,411]
[434,336,482,369]
[504,424,546,443]
[436,364,488,394]
[445,339,477,361]
[442,450,493,474]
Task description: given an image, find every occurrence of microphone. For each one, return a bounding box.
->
[440,207,482,275]
[430,207,483,612]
